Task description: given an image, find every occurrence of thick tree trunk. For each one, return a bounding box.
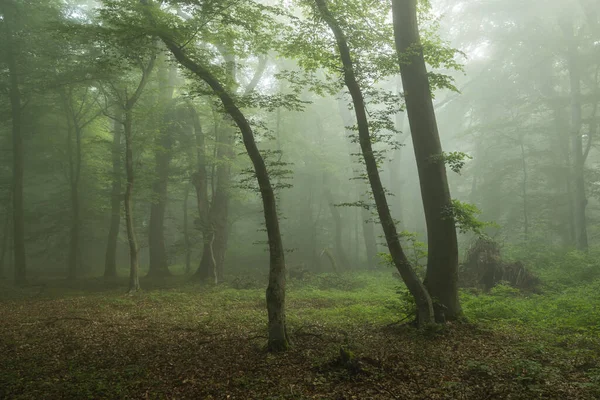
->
[2,3,27,285]
[124,110,140,292]
[104,114,123,280]
[315,0,433,326]
[561,18,589,252]
[392,0,462,321]
[161,36,289,351]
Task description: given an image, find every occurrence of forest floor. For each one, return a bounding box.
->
[0,271,599,399]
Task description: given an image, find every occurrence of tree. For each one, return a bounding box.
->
[104,111,123,280]
[0,0,27,285]
[392,0,462,321]
[139,0,290,350]
[314,0,434,325]
[147,57,177,278]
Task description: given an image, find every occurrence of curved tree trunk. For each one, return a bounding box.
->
[160,36,289,351]
[315,0,434,326]
[392,0,462,321]
[105,114,123,280]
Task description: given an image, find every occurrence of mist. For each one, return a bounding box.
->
[1,0,599,398]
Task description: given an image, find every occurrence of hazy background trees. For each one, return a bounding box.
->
[0,0,598,321]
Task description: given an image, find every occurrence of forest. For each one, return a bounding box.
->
[1,0,599,398]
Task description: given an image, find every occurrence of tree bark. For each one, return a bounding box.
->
[191,106,217,283]
[323,172,350,269]
[315,0,434,326]
[392,0,462,321]
[0,195,11,279]
[2,1,27,285]
[160,35,289,351]
[104,113,123,280]
[561,17,589,252]
[519,137,529,242]
[147,61,177,278]
[123,109,140,292]
[122,56,155,293]
[183,184,191,274]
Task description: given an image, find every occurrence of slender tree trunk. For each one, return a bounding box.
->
[2,3,27,285]
[161,36,289,351]
[561,17,589,252]
[519,138,529,242]
[315,0,433,326]
[392,0,462,321]
[209,129,233,281]
[190,107,217,283]
[0,196,11,279]
[123,110,140,292]
[62,93,82,281]
[323,172,350,269]
[147,129,172,277]
[105,113,123,280]
[183,184,191,274]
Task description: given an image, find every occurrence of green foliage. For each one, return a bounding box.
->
[443,199,495,235]
[430,151,473,174]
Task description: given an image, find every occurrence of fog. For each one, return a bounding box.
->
[1,0,599,397]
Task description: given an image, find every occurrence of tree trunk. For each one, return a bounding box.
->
[561,17,589,252]
[0,196,11,279]
[123,109,140,292]
[190,107,217,283]
[183,184,191,274]
[161,36,289,351]
[392,0,462,321]
[323,172,350,269]
[62,92,83,281]
[104,114,123,280]
[147,128,172,278]
[208,129,233,281]
[2,2,27,285]
[519,137,529,242]
[147,62,176,278]
[315,0,433,326]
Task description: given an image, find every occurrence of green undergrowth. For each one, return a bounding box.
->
[1,265,599,399]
